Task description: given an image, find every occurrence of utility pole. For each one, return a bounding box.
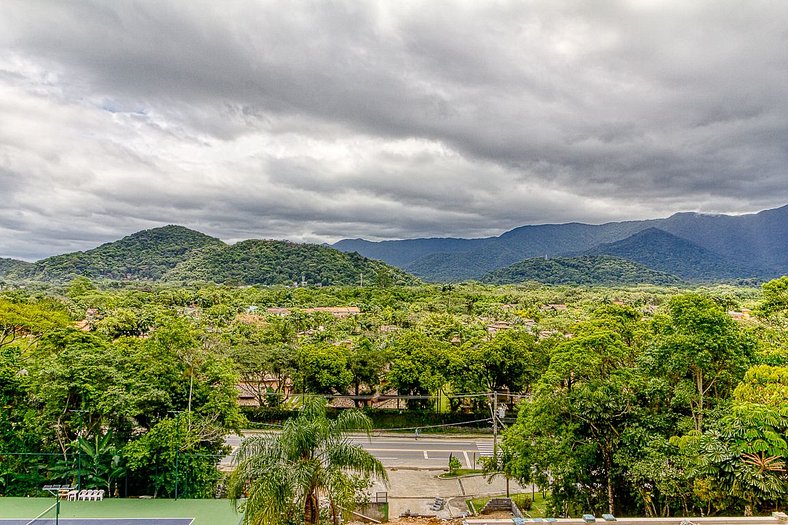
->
[492,391,498,460]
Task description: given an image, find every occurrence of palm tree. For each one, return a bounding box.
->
[228,397,387,525]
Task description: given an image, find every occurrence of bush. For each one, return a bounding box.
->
[515,495,532,511]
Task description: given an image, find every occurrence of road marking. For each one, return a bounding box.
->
[363,448,478,453]
[476,440,495,457]
[423,451,429,459]
[463,450,471,468]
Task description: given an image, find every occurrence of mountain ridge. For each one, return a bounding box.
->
[480,255,684,286]
[334,205,788,282]
[0,226,419,286]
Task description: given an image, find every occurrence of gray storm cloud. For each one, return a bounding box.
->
[1,0,787,260]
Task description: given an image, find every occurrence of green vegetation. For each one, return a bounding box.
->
[0,257,32,279]
[438,468,483,479]
[585,228,764,281]
[8,225,224,281]
[165,239,418,286]
[1,275,785,520]
[1,226,418,287]
[337,204,788,282]
[0,497,241,525]
[228,397,386,525]
[481,255,683,285]
[468,492,549,517]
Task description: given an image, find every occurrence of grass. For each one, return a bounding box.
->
[0,497,242,525]
[467,491,551,518]
[438,468,484,478]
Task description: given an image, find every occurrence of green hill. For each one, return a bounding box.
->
[584,227,766,281]
[0,258,33,278]
[19,225,225,281]
[480,255,683,286]
[164,239,419,286]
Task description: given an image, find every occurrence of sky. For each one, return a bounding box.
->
[1,1,787,261]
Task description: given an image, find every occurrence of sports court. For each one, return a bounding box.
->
[0,498,242,525]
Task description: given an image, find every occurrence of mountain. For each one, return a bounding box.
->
[164,239,419,286]
[583,228,766,281]
[657,205,788,274]
[332,237,487,268]
[0,258,32,278]
[480,255,683,286]
[16,225,225,281]
[334,205,788,282]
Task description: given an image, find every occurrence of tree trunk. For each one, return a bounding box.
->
[305,492,320,525]
[693,368,704,432]
[603,450,615,514]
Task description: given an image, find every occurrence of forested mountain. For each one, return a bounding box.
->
[583,228,766,281]
[480,255,683,286]
[9,225,225,281]
[0,257,32,278]
[164,239,419,286]
[333,237,486,268]
[334,205,788,282]
[657,205,788,273]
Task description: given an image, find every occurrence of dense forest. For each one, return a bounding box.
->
[0,226,417,287]
[0,276,786,516]
[480,255,683,286]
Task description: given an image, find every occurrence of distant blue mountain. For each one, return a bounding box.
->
[583,228,765,281]
[334,205,788,282]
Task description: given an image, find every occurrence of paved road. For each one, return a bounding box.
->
[223,433,495,469]
[223,433,528,518]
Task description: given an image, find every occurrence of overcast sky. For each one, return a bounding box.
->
[2,1,787,260]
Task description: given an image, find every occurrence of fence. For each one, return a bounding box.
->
[0,451,226,499]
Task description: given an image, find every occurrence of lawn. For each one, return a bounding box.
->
[0,497,242,525]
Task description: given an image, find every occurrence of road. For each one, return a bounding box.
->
[223,433,495,469]
[222,433,527,518]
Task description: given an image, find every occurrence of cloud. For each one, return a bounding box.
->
[0,0,787,260]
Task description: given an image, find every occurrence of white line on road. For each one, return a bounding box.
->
[463,450,471,468]
[423,451,429,459]
[364,448,478,453]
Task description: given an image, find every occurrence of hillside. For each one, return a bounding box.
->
[16,225,225,281]
[0,258,32,278]
[164,239,419,286]
[658,205,788,274]
[334,205,788,282]
[584,228,767,281]
[479,255,684,286]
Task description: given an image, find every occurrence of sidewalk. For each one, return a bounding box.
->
[370,469,526,519]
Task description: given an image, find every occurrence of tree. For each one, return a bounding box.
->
[347,338,386,407]
[387,331,451,409]
[228,398,387,525]
[647,294,753,432]
[295,343,353,395]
